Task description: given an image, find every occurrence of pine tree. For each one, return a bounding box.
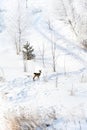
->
[23,41,35,60]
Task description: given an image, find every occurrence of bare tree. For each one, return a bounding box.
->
[39,43,45,67]
[52,39,56,72]
[56,0,79,38]
[23,53,28,72]
[22,42,28,72]
[26,0,28,8]
[64,54,66,75]
[16,0,28,54]
[42,43,45,67]
[6,0,30,55]
[55,74,58,87]
[18,1,22,53]
[68,0,79,37]
[47,19,57,72]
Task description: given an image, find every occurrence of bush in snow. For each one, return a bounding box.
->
[22,41,35,60]
[0,67,5,82]
[81,39,87,50]
[80,73,87,83]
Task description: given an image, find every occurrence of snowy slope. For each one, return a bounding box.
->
[0,0,87,130]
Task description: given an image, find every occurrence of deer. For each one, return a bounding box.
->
[33,70,42,81]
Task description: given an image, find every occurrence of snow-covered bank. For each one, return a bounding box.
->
[0,0,87,129]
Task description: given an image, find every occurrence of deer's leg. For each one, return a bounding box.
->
[33,75,36,81]
[37,75,40,80]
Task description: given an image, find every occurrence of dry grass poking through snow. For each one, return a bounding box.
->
[6,107,57,130]
[8,114,40,130]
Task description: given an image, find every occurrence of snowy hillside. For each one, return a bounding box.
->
[0,0,87,130]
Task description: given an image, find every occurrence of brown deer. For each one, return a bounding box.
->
[33,70,42,81]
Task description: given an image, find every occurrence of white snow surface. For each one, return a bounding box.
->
[0,0,87,130]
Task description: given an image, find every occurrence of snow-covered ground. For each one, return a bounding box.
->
[0,0,87,130]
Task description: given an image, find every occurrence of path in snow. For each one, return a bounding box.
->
[34,15,87,67]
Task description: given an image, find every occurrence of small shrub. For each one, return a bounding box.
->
[81,39,87,50]
[80,73,87,83]
[0,68,5,82]
[22,41,35,60]
[70,84,75,96]
[0,76,5,82]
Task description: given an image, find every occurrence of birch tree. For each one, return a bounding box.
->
[47,19,57,72]
[55,0,79,38]
[39,43,45,67]
[6,0,30,55]
[26,0,28,8]
[51,39,57,72]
